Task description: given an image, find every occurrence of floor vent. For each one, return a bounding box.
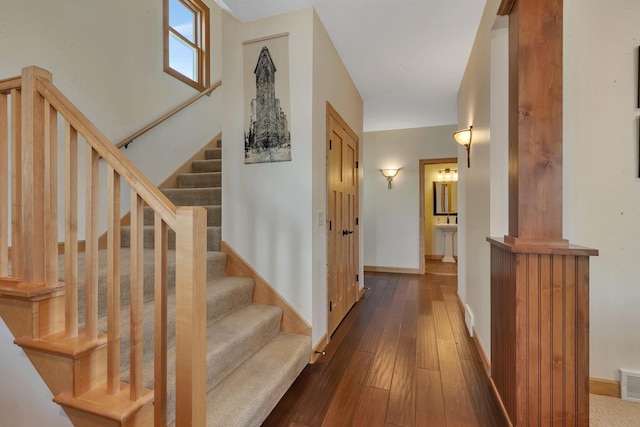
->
[464,304,474,337]
[621,369,640,402]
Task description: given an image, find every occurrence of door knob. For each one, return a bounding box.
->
[342,230,353,236]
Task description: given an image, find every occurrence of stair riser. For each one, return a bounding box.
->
[192,159,221,173]
[162,188,220,206]
[143,205,220,226]
[177,172,221,188]
[205,148,221,160]
[121,226,221,251]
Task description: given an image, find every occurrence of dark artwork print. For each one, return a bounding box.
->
[245,46,291,163]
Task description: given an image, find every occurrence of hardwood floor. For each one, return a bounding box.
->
[263,269,507,427]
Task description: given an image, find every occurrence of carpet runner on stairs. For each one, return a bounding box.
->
[72,139,309,426]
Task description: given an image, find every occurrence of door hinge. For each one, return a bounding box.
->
[356,161,359,168]
[329,220,332,231]
[355,217,359,225]
[329,301,333,312]
[356,274,359,282]
[329,139,332,150]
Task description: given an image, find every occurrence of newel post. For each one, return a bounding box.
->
[20,66,52,283]
[175,206,207,426]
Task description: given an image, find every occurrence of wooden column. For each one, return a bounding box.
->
[20,66,52,283]
[489,1,598,425]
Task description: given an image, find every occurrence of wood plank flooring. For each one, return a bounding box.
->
[263,269,508,427]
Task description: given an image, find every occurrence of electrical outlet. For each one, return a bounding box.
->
[318,211,324,227]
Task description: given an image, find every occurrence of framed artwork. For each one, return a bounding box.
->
[242,33,291,164]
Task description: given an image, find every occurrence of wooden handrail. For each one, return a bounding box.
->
[115,80,221,150]
[0,76,21,93]
[36,78,178,229]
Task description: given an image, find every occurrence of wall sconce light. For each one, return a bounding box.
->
[453,125,472,168]
[380,168,400,189]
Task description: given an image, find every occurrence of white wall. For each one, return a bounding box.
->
[459,0,640,382]
[222,8,363,346]
[456,0,500,356]
[564,0,640,381]
[363,126,458,271]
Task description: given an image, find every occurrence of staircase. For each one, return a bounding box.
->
[116,139,310,426]
[0,66,310,426]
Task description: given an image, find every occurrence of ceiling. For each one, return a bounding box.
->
[217,0,486,132]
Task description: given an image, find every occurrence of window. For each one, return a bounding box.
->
[164,0,209,90]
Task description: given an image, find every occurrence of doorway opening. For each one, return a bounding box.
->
[419,158,458,275]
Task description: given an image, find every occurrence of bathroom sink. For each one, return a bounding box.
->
[434,223,458,232]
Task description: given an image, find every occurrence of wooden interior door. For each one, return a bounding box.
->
[327,106,359,336]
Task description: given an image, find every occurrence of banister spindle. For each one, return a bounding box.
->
[10,88,22,277]
[107,166,121,394]
[85,146,99,341]
[130,191,145,401]
[154,213,168,426]
[64,121,79,338]
[0,92,8,276]
[44,100,58,287]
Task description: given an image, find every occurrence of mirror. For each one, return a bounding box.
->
[433,181,458,215]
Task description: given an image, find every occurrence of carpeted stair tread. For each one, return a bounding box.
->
[205,332,311,427]
[143,205,220,226]
[60,249,227,320]
[205,148,221,160]
[162,187,220,206]
[192,159,221,173]
[122,302,282,425]
[116,276,255,381]
[177,172,221,188]
[120,225,221,251]
[206,303,282,391]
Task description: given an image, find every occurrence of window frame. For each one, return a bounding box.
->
[163,0,210,91]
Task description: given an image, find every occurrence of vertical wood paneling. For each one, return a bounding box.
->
[84,146,99,341]
[551,255,564,425]
[524,253,539,426]
[64,121,78,338]
[0,92,8,276]
[44,101,58,287]
[576,256,590,426]
[154,214,168,426]
[491,245,517,422]
[129,191,144,401]
[10,89,22,276]
[490,241,594,426]
[106,167,121,395]
[564,256,577,425]
[539,254,552,423]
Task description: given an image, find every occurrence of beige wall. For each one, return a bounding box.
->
[222,7,363,347]
[0,0,224,423]
[459,0,640,382]
[363,125,458,271]
[311,9,364,343]
[456,0,499,356]
[563,0,640,381]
